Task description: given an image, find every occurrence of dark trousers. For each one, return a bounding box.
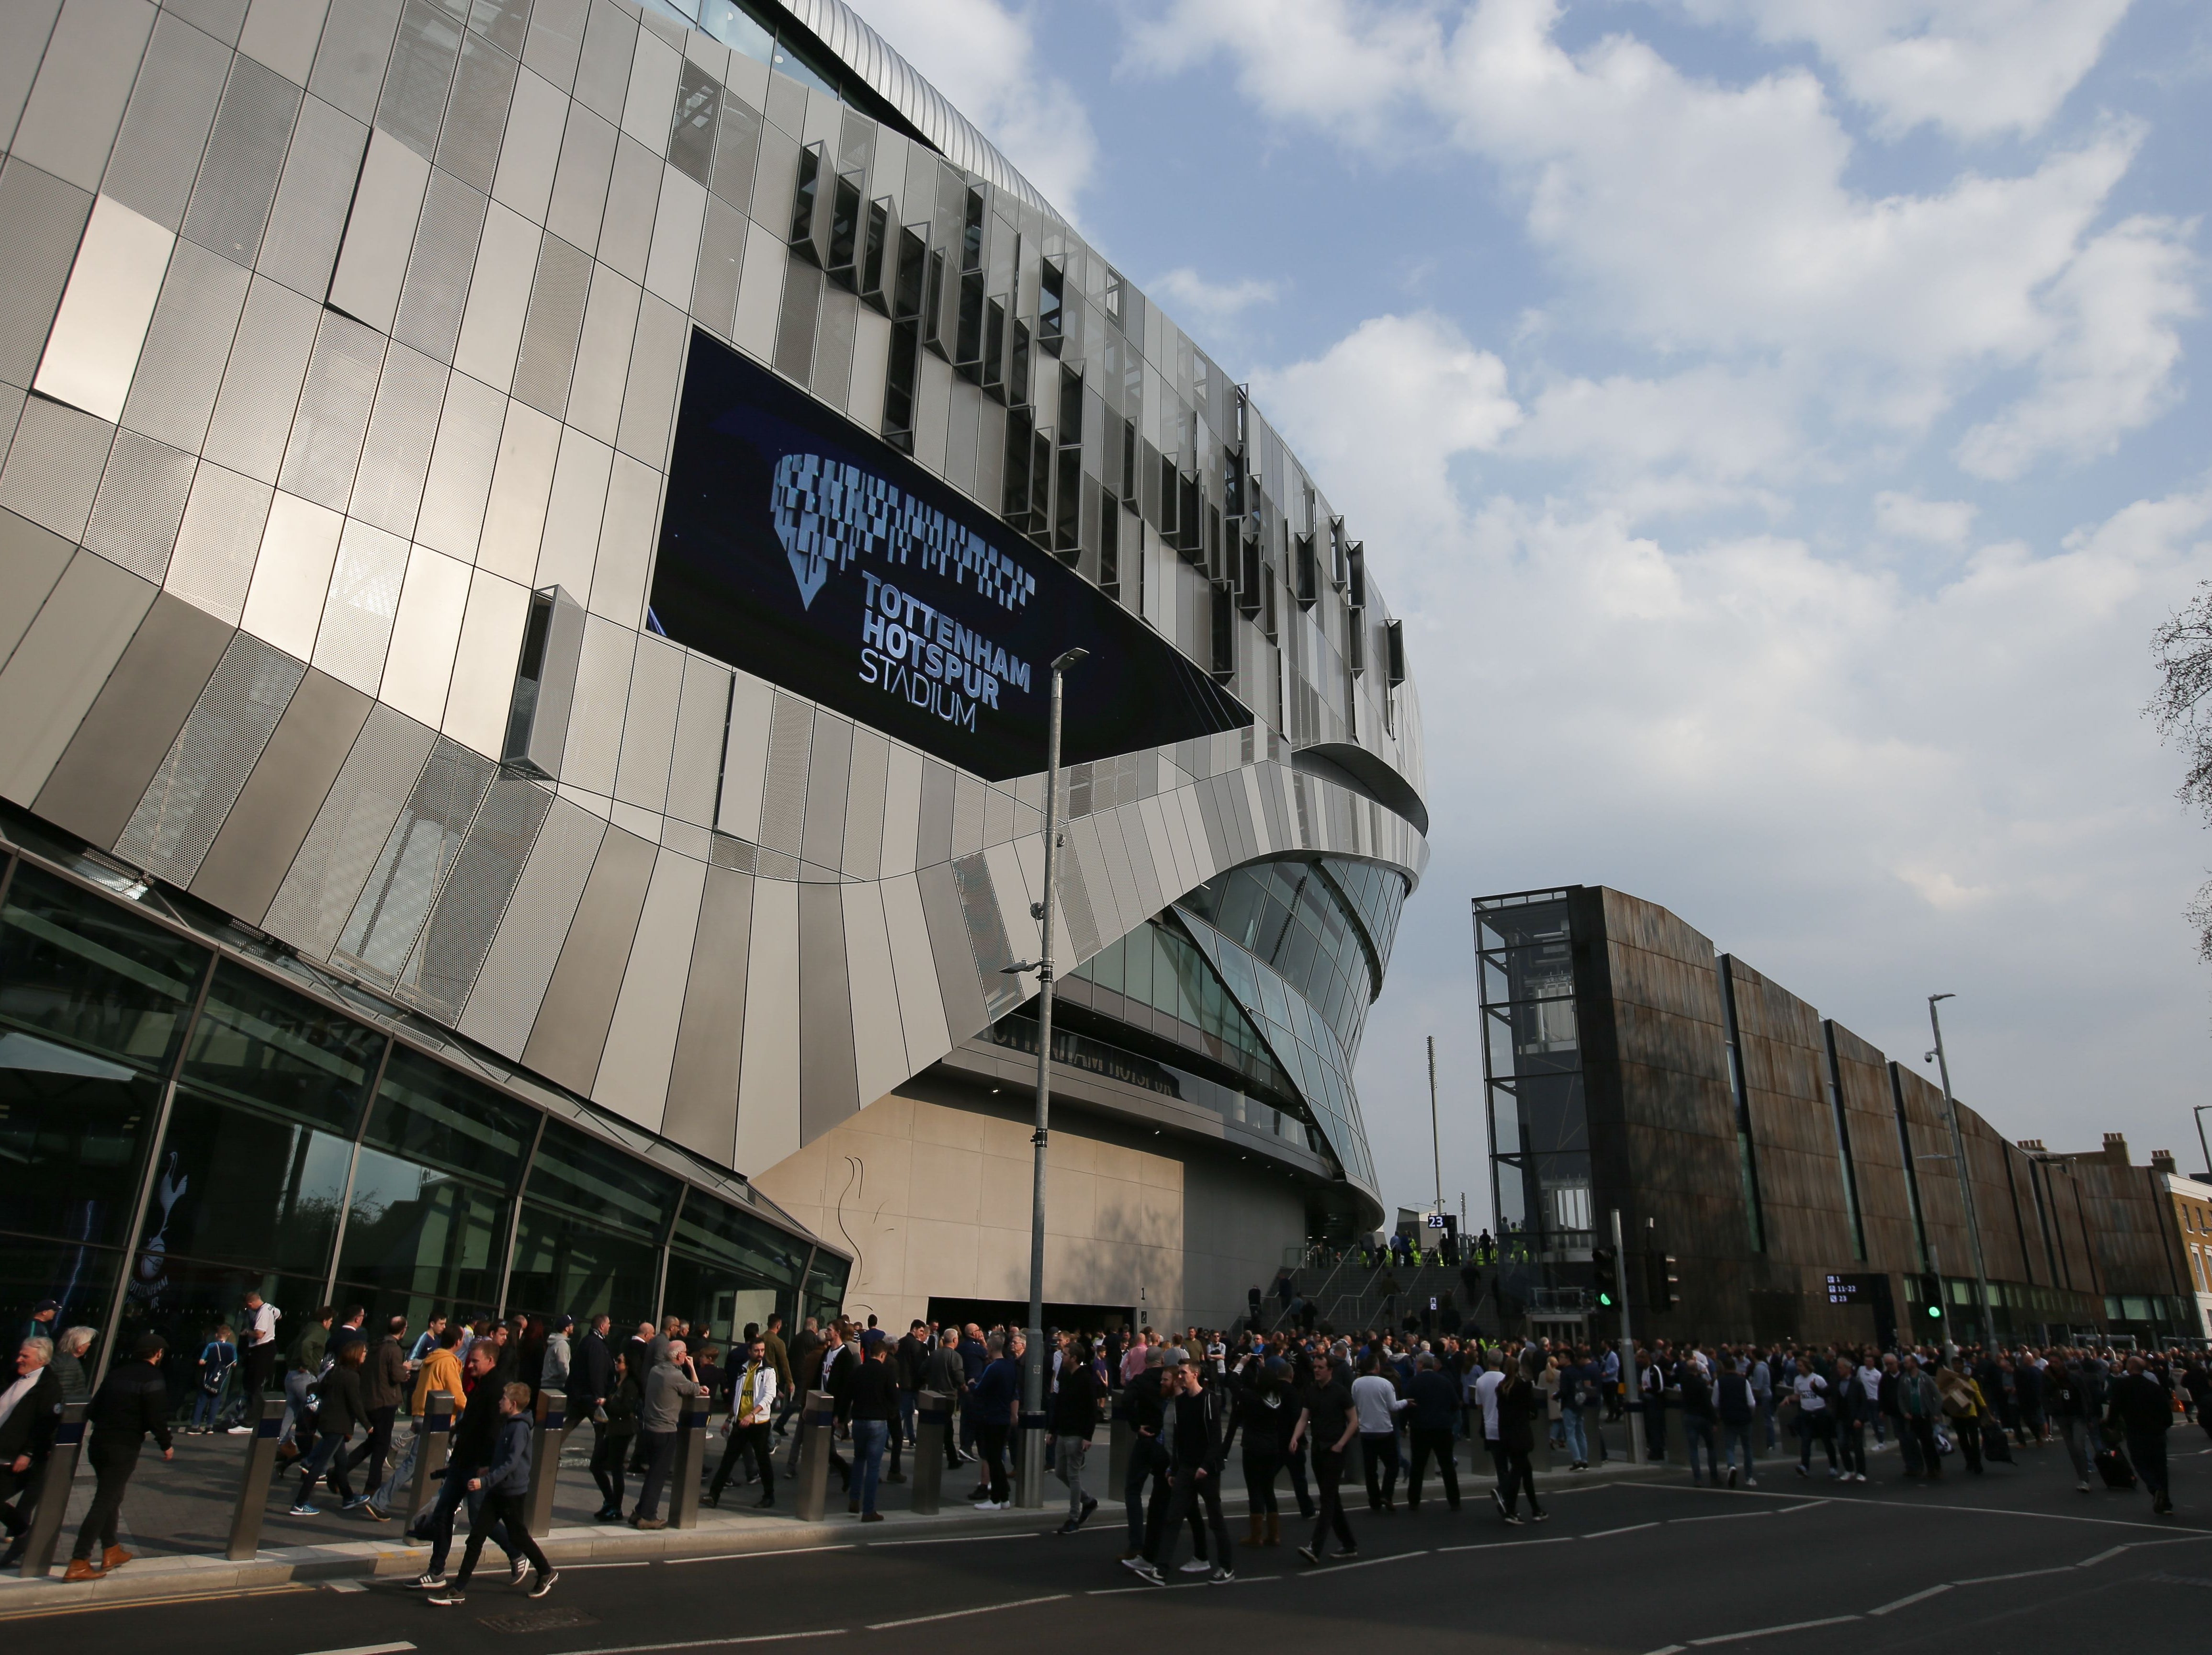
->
[1955,1417,1983,1474]
[70,1444,139,1560]
[711,1424,775,1501]
[1407,1427,1459,1508]
[1501,1443,1538,1514]
[0,1462,38,1537]
[1243,1446,1284,1515]
[426,1461,509,1575]
[1284,1440,1315,1517]
[1797,1410,1838,1472]
[2126,1430,2169,1500]
[456,1491,549,1587]
[1645,1400,1667,1460]
[240,1343,277,1405]
[1308,1446,1356,1557]
[344,1405,398,1496]
[1360,1431,1400,1507]
[1909,1417,1942,1478]
[634,1429,677,1520]
[976,1422,1010,1503]
[590,1427,630,1512]
[1123,1439,1155,1551]
[298,1428,355,1502]
[1151,1468,1230,1571]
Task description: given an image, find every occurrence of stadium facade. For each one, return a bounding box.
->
[0,0,1426,1374]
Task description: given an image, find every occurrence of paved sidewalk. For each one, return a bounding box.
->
[0,1431,1670,1614]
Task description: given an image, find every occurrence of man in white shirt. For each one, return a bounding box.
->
[707,1337,778,1510]
[1792,1364,1841,1479]
[1350,1357,1408,1511]
[230,1291,279,1432]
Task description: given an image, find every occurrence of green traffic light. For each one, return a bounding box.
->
[1597,1292,1613,1307]
[1926,1305,1941,1318]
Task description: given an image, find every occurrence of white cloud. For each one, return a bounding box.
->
[1670,0,2137,140]
[1147,267,1281,322]
[843,0,1098,215]
[1874,491,1978,545]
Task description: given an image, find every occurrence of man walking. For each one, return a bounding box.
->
[1051,1337,1102,1532]
[971,1332,1019,1509]
[707,1336,778,1508]
[1131,1361,1233,1585]
[922,1328,967,1472]
[1403,1353,1461,1511]
[0,1337,62,1567]
[346,1315,408,1516]
[426,1383,556,1606]
[407,1341,515,1591]
[633,1338,706,1528]
[1292,1355,1360,1565]
[2107,1354,2176,1516]
[65,1332,172,1579]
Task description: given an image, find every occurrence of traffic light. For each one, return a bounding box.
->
[1647,1251,1680,1309]
[1920,1274,1943,1320]
[1591,1247,1617,1308]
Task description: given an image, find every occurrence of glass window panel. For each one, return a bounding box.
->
[1475,897,1571,954]
[181,963,384,1135]
[0,862,207,1073]
[805,1252,849,1324]
[113,1258,332,1410]
[336,1140,508,1307]
[663,1251,784,1353]
[526,1119,680,1242]
[150,1088,353,1274]
[506,1202,659,1325]
[363,1045,533,1190]
[0,1234,125,1366]
[1124,923,1153,1007]
[669,1191,806,1287]
[0,1036,165,1250]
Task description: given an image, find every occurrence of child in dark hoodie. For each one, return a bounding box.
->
[428,1383,557,1605]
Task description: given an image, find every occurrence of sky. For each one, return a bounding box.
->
[843,0,2212,1224]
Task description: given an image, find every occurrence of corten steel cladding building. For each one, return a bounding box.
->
[0,0,1427,1376]
[1477,887,2202,1349]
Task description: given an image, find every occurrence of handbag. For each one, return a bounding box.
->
[1932,1424,1954,1456]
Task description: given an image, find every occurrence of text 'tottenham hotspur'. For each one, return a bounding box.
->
[768,451,1036,736]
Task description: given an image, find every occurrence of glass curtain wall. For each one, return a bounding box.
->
[0,841,844,1406]
[1475,893,1592,1268]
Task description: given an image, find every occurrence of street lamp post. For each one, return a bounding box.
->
[1927,994,1994,1345]
[1009,647,1086,1509]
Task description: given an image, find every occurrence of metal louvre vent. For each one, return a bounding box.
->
[332,736,498,982]
[263,707,439,958]
[758,694,814,855]
[949,850,1021,1018]
[115,634,306,883]
[394,770,553,1020]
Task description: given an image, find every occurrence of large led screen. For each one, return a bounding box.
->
[650,329,1248,782]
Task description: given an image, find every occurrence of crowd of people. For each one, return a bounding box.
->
[5,1290,2207,1600]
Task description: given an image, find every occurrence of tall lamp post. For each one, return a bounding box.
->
[1927,994,1994,1344]
[1007,646,1086,1508]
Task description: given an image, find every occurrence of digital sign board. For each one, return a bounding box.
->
[649,329,1249,782]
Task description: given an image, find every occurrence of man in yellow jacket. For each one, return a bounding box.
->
[369,1325,465,1520]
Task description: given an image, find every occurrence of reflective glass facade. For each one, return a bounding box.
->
[0,820,842,1403]
[1476,892,1591,1258]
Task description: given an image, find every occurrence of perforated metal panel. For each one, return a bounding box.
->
[120,237,250,452]
[312,518,410,692]
[0,397,116,542]
[0,159,93,387]
[332,733,497,980]
[163,462,270,625]
[116,633,306,883]
[437,32,519,193]
[203,274,321,483]
[378,0,463,160]
[279,310,388,510]
[511,232,592,418]
[101,11,231,232]
[258,94,371,301]
[456,791,605,1054]
[83,428,195,581]
[392,170,489,364]
[180,55,303,268]
[758,693,813,855]
[263,702,437,957]
[396,769,552,1019]
[347,340,448,538]
[308,0,404,124]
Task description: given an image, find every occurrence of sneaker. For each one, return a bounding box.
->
[1337,1548,1360,1559]
[1727,1467,1738,1489]
[1178,1558,1211,1575]
[227,1425,253,1435]
[1796,1465,1810,1479]
[1120,1553,1145,1571]
[427,1589,467,1606]
[288,1504,321,1516]
[530,1568,559,1598]
[1500,1513,1524,1526]
[1490,1488,1508,1517]
[1056,1519,1079,1534]
[342,1494,371,1510]
[1296,1545,1320,1565]
[2077,1480,2092,1492]
[1530,1508,1550,1523]
[1133,1562,1165,1587]
[1852,1473,1866,1483]
[1208,1566,1235,1584]
[1744,1477,1758,1487]
[1828,1469,1844,1481]
[1076,1495,1098,1529]
[408,1573,448,1590]
[973,1499,1003,1510]
[360,1503,389,1522]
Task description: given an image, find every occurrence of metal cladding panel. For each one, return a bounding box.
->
[0,159,93,388]
[796,878,859,1140]
[546,101,617,254]
[101,10,231,232]
[120,237,250,454]
[494,63,566,223]
[0,510,80,667]
[261,702,437,958]
[597,135,662,285]
[328,129,432,336]
[331,734,497,980]
[513,232,594,419]
[280,310,389,510]
[236,0,323,90]
[559,612,633,794]
[456,790,605,1055]
[349,341,449,539]
[521,818,656,1092]
[840,724,888,879]
[378,0,463,159]
[204,273,321,483]
[397,770,553,1021]
[665,652,730,829]
[758,692,813,855]
[10,0,156,194]
[841,882,905,1107]
[731,871,798,1175]
[33,591,234,850]
[799,713,851,871]
[438,32,520,193]
[81,428,195,582]
[914,758,954,868]
[613,631,684,811]
[191,665,375,925]
[0,549,157,805]
[523,0,588,92]
[393,170,491,366]
[179,53,301,269]
[594,845,709,1131]
[308,0,403,125]
[661,860,752,1162]
[114,630,305,884]
[0,398,116,544]
[1057,829,1103,963]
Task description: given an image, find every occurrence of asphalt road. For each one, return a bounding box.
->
[17,1439,2212,1652]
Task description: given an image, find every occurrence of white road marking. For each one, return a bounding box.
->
[866,1593,1069,1628]
[1433,1536,1576,1553]
[868,1532,1038,1546]
[1300,1550,1430,1573]
[1689,1614,1862,1644]
[548,1631,847,1655]
[297,1645,413,1655]
[1583,1522,1661,1539]
[661,1546,858,1564]
[1868,1584,1952,1616]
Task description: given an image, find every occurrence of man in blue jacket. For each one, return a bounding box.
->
[1404,1354,1462,1510]
[429,1383,556,1606]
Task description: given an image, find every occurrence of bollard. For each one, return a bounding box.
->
[16,1402,85,1579]
[669,1398,710,1530]
[911,1391,949,1515]
[793,1390,835,1522]
[525,1389,567,1539]
[224,1394,292,1561]
[1014,1410,1048,1508]
[407,1391,455,1532]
